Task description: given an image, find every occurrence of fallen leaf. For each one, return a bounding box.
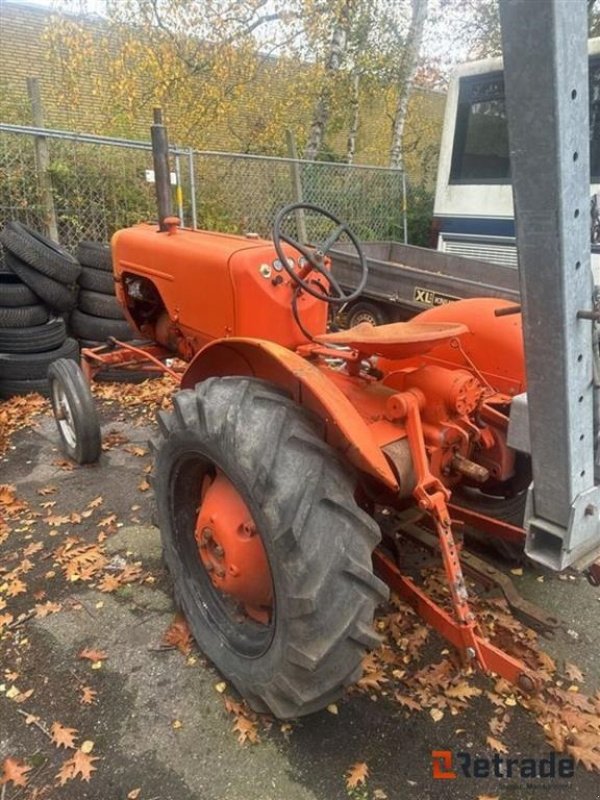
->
[35,601,62,618]
[128,790,142,800]
[1,757,31,787]
[80,740,94,754]
[215,682,227,694]
[72,750,99,781]
[124,445,147,457]
[567,745,600,772]
[232,715,259,744]
[37,485,57,496]
[565,663,584,683]
[327,704,339,715]
[55,748,99,785]
[79,648,107,662]
[346,762,369,790]
[510,567,523,576]
[394,693,422,712]
[446,683,482,701]
[138,479,150,492]
[53,458,74,471]
[88,497,103,509]
[486,736,509,754]
[51,722,78,749]
[0,612,14,631]
[223,695,246,717]
[430,708,444,722]
[6,579,27,597]
[172,719,182,730]
[162,614,192,655]
[80,686,97,705]
[97,574,121,593]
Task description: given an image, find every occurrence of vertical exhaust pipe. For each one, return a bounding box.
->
[151,107,172,231]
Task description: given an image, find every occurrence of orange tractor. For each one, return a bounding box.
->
[47,198,540,718]
[48,0,600,712]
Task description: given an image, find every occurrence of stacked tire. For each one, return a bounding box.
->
[73,242,148,383]
[72,241,135,347]
[0,223,80,399]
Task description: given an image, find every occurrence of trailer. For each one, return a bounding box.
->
[330,241,520,327]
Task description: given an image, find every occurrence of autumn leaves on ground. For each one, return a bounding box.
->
[1,385,600,799]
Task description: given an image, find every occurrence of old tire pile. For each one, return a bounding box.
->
[0,223,80,399]
[74,242,148,383]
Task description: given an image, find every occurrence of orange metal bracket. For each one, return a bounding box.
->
[384,388,538,692]
[80,339,182,383]
[373,549,538,692]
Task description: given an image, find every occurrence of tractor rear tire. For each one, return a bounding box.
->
[153,377,387,719]
[48,359,102,464]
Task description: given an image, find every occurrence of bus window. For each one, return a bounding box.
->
[450,73,510,183]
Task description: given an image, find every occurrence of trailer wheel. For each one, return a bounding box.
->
[48,359,102,464]
[153,377,387,719]
[455,458,529,562]
[346,301,389,328]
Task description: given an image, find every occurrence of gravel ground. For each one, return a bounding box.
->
[1,400,599,800]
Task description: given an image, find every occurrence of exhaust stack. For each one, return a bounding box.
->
[150,107,172,232]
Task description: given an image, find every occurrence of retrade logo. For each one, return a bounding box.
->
[431,750,457,780]
[431,750,574,780]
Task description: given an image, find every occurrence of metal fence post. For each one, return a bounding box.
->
[174,152,184,227]
[188,148,198,229]
[26,77,59,242]
[402,171,408,244]
[285,130,308,244]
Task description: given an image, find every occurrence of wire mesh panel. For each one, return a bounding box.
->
[188,152,405,243]
[0,130,158,254]
[47,139,157,249]
[0,133,46,233]
[0,126,406,257]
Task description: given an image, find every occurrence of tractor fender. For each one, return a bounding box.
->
[181,338,398,490]
[409,298,525,396]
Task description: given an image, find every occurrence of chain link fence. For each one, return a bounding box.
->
[0,124,407,255]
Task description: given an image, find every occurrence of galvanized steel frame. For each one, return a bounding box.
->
[499,0,600,569]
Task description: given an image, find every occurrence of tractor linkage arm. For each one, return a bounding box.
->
[378,390,540,694]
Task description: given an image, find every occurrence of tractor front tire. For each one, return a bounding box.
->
[48,359,102,464]
[153,377,387,719]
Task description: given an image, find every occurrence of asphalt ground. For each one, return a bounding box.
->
[1,392,599,800]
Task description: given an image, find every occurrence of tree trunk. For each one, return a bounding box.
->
[346,71,360,164]
[304,1,354,161]
[388,0,428,170]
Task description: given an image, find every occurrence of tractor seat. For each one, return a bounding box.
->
[315,321,469,360]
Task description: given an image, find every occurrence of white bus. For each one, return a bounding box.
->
[433,38,600,275]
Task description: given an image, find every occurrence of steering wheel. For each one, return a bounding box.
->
[272,203,368,305]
